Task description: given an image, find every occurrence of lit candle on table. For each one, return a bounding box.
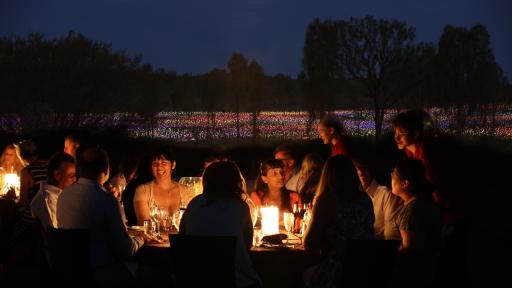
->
[260,206,279,235]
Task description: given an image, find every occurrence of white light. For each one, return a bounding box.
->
[260,206,279,235]
[2,173,20,197]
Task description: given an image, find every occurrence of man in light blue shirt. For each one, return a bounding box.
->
[57,147,144,285]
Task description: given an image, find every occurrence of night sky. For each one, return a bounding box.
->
[1,0,510,80]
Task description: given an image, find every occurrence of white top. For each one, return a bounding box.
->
[134,180,195,213]
[57,178,143,267]
[31,182,62,229]
[285,168,302,192]
[366,179,402,240]
[180,194,261,288]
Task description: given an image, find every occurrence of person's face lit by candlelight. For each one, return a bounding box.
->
[64,138,80,159]
[394,127,418,150]
[151,155,175,181]
[262,167,285,190]
[317,123,334,145]
[55,162,77,189]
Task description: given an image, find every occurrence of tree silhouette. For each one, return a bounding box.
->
[438,24,505,135]
[336,16,416,138]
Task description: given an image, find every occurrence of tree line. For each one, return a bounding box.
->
[0,16,510,138]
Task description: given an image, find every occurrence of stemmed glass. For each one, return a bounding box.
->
[172,209,184,232]
[149,205,161,236]
[283,212,295,245]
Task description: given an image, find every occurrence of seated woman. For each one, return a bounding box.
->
[391,158,442,286]
[250,159,300,212]
[297,153,324,205]
[134,147,193,225]
[0,144,25,195]
[304,155,374,287]
[179,161,261,288]
[1,144,25,174]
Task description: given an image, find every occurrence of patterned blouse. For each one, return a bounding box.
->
[307,193,374,288]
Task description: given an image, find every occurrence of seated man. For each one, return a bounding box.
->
[274,143,301,192]
[31,152,76,230]
[354,159,402,240]
[57,147,144,285]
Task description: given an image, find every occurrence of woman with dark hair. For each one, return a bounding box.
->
[391,158,442,287]
[122,155,153,226]
[250,159,300,212]
[392,109,462,224]
[179,161,261,288]
[133,147,194,225]
[303,155,374,287]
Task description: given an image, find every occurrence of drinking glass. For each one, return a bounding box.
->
[283,212,294,243]
[172,210,184,232]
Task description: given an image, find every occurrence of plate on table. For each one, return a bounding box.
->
[128,226,145,231]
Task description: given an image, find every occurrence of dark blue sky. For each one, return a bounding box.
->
[1,0,510,79]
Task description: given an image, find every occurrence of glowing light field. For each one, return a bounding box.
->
[1,105,511,141]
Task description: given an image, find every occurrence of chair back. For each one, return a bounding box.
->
[170,234,236,288]
[46,227,93,283]
[341,240,400,287]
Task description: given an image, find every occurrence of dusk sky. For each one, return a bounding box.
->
[1,0,510,80]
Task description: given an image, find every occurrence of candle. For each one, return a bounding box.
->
[260,206,279,235]
[2,173,20,197]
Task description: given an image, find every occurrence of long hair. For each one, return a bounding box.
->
[202,161,245,199]
[299,153,324,204]
[253,158,291,210]
[122,153,154,226]
[1,144,25,174]
[315,155,365,203]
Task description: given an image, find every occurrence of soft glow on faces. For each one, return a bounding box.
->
[356,165,372,191]
[56,162,77,189]
[152,157,173,180]
[262,167,285,190]
[63,138,79,158]
[394,127,417,150]
[275,151,295,171]
[317,123,332,144]
[2,147,17,167]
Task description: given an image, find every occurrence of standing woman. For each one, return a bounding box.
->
[304,155,374,287]
[317,116,351,156]
[134,147,194,225]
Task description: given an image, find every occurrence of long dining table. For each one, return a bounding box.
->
[129,230,319,288]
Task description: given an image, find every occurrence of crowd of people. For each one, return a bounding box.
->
[0,109,468,287]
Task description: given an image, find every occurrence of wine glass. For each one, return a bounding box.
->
[252,207,259,228]
[172,209,184,232]
[283,212,294,243]
[149,205,161,236]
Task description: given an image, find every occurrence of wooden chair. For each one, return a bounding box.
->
[169,234,237,288]
[46,227,93,285]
